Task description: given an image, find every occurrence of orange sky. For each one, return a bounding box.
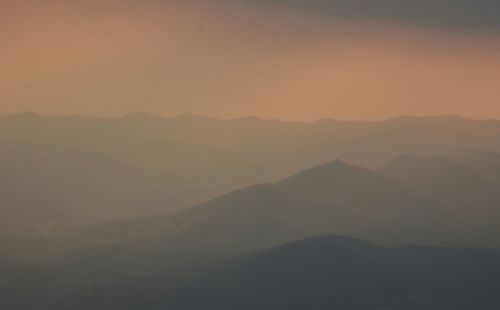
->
[1,0,500,120]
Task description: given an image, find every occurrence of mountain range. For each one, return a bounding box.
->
[1,113,500,239]
[56,236,500,310]
[61,155,500,280]
[2,113,500,310]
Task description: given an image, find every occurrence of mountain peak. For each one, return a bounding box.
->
[173,112,213,121]
[121,112,166,121]
[276,159,386,194]
[283,159,363,181]
[1,111,44,120]
[330,158,349,166]
[274,235,377,252]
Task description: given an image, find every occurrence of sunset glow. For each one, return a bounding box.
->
[1,0,500,120]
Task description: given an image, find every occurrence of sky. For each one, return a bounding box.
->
[1,0,500,121]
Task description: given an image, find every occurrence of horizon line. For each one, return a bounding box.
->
[1,111,498,123]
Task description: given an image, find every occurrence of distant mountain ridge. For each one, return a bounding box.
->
[2,113,500,266]
[1,112,499,194]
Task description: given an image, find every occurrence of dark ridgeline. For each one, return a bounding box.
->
[61,236,500,310]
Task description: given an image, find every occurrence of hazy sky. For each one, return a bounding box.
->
[1,0,500,120]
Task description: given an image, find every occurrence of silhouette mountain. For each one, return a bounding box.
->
[3,114,500,274]
[172,112,216,122]
[69,159,443,271]
[61,235,500,310]
[2,114,500,309]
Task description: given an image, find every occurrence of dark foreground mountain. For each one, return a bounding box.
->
[0,263,70,310]
[61,236,500,310]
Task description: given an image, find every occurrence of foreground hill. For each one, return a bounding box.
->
[62,236,500,310]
